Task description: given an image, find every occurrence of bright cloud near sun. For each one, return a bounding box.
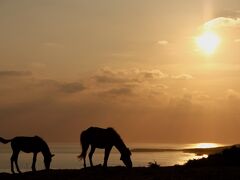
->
[204,17,240,29]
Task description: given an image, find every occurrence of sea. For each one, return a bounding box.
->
[0,143,223,173]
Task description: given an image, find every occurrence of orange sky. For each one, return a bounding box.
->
[1,0,240,143]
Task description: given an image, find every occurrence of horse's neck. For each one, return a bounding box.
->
[114,139,127,154]
[41,143,51,157]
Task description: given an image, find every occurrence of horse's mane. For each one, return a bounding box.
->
[107,127,124,143]
[35,136,51,154]
[35,136,45,144]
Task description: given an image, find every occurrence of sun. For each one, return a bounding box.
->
[196,31,221,55]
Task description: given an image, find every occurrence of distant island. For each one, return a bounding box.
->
[131,144,240,155]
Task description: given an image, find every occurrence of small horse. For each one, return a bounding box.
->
[0,136,54,173]
[78,127,132,168]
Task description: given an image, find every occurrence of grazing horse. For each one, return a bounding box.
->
[0,136,54,173]
[78,127,132,168]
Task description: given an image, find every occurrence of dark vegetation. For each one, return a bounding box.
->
[185,145,240,167]
[1,166,240,180]
[147,161,161,169]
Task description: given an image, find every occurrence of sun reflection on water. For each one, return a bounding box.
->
[191,143,222,149]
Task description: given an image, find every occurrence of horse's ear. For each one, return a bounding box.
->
[51,154,55,157]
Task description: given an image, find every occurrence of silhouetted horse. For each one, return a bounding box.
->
[0,136,54,173]
[78,127,132,168]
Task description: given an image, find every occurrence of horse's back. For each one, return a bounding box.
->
[82,127,116,148]
[11,136,44,153]
[85,127,114,138]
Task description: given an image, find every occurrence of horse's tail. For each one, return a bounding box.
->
[78,130,89,159]
[0,137,11,144]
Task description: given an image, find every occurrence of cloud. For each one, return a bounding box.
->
[169,94,193,109]
[32,79,86,94]
[216,10,240,18]
[204,17,240,29]
[0,70,32,77]
[138,69,168,80]
[91,67,174,103]
[226,89,240,100]
[93,67,128,84]
[155,84,168,90]
[43,42,64,48]
[192,91,210,102]
[30,62,46,69]
[109,52,135,58]
[94,75,126,84]
[172,74,194,80]
[90,67,170,103]
[93,67,168,84]
[101,87,134,97]
[59,82,86,93]
[157,40,169,45]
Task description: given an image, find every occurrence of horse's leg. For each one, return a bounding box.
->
[83,157,86,168]
[81,143,89,168]
[10,152,15,174]
[88,146,95,167]
[12,150,21,173]
[15,152,21,173]
[32,153,37,172]
[103,146,112,167]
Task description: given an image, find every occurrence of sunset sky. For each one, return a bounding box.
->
[1,0,240,144]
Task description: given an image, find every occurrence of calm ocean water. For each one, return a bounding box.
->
[0,143,218,173]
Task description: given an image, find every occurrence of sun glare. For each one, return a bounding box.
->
[194,143,220,149]
[196,31,220,55]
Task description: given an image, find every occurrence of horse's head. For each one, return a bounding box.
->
[120,148,132,168]
[44,154,55,170]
